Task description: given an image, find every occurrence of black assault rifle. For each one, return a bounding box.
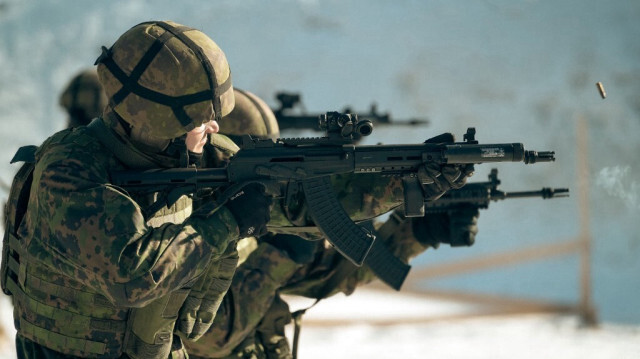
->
[362,168,569,290]
[111,112,555,267]
[273,92,429,133]
[426,168,569,214]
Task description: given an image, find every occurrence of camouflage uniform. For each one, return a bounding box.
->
[186,205,439,359]
[2,20,243,358]
[185,90,471,359]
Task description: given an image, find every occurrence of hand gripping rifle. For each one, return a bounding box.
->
[110,112,555,267]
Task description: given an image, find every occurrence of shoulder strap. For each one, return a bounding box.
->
[2,160,35,294]
[10,145,38,164]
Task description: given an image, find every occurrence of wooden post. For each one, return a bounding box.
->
[576,114,597,326]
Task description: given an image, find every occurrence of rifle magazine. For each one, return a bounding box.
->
[302,176,375,266]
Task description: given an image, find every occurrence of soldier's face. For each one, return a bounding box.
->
[186,120,219,153]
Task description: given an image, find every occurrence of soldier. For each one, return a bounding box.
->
[185,89,478,359]
[59,68,108,128]
[1,20,272,358]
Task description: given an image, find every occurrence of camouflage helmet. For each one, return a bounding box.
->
[95,20,234,140]
[219,88,280,140]
[59,69,108,127]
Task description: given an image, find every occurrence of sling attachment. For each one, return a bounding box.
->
[291,299,319,359]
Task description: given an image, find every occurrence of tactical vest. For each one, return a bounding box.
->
[1,124,212,358]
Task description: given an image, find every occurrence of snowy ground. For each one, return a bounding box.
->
[292,312,640,359]
[0,296,14,359]
[285,288,640,359]
[3,288,637,359]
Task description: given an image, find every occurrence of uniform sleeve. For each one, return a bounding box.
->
[185,212,433,356]
[28,144,240,307]
[183,242,300,357]
[264,172,422,298]
[268,173,405,230]
[281,210,431,299]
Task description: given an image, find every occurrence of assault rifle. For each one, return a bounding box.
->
[111,112,555,267]
[273,92,429,133]
[426,168,569,213]
[361,168,569,290]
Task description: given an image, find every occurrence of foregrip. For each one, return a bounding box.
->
[302,176,375,266]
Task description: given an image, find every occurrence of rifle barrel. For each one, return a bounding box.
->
[503,188,570,199]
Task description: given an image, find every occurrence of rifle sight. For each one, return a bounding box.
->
[319,111,373,139]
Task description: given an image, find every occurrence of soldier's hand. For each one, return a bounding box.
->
[418,133,474,200]
[448,205,479,247]
[262,233,319,264]
[412,206,479,248]
[177,245,239,341]
[225,183,272,238]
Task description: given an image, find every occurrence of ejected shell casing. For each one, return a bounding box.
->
[596,82,606,99]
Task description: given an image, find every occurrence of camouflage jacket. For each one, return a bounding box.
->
[184,136,433,358]
[186,206,431,359]
[4,124,241,358]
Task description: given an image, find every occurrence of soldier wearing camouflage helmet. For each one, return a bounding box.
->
[219,88,280,140]
[59,68,108,128]
[2,20,272,358]
[198,88,280,171]
[184,92,478,359]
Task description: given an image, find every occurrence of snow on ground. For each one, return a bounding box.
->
[0,288,638,358]
[284,288,640,359]
[292,313,640,359]
[0,296,15,359]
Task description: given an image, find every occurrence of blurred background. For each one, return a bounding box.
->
[0,0,638,358]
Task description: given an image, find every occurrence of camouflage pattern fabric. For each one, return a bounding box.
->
[184,211,432,359]
[23,126,239,305]
[185,241,301,358]
[8,124,242,358]
[96,21,235,140]
[180,136,427,358]
[218,88,280,140]
[190,295,292,359]
[282,211,431,299]
[266,173,406,240]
